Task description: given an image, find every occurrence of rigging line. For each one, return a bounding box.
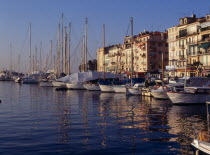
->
[70,38,83,66]
[126,22,130,36]
[19,25,30,55]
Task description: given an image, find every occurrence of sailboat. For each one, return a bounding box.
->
[98,24,115,92]
[126,17,143,95]
[66,18,87,90]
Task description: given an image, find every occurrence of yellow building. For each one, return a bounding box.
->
[97,31,168,77]
[167,14,210,77]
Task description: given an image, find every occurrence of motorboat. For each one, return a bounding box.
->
[126,83,144,95]
[142,87,153,97]
[167,87,210,104]
[151,80,169,99]
[22,77,38,84]
[191,101,210,154]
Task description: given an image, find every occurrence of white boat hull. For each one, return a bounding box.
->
[167,92,209,104]
[112,85,126,93]
[52,81,65,87]
[83,84,101,91]
[99,85,114,92]
[191,139,210,154]
[39,81,54,87]
[126,88,142,95]
[151,89,168,99]
[66,83,85,90]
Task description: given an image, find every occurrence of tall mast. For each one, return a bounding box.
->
[29,22,32,73]
[39,42,42,72]
[61,13,64,73]
[50,40,53,70]
[35,45,37,72]
[68,23,71,75]
[57,23,61,73]
[85,18,88,72]
[10,43,13,71]
[64,27,68,74]
[82,35,85,72]
[130,17,134,85]
[103,24,105,78]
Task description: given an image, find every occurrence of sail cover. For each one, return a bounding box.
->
[56,71,126,83]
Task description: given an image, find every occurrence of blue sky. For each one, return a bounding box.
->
[0,0,209,73]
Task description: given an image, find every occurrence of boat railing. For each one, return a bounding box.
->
[198,131,210,143]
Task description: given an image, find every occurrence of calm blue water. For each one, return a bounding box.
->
[0,81,207,155]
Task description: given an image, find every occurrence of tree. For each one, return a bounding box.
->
[78,59,97,72]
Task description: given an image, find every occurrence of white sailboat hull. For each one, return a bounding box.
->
[167,92,209,104]
[52,81,66,87]
[112,85,126,93]
[99,85,114,92]
[83,84,101,91]
[66,83,85,90]
[191,139,210,154]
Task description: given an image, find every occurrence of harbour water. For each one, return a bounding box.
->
[0,81,207,154]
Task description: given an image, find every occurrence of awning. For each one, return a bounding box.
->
[198,42,210,49]
[200,21,210,28]
[189,44,198,47]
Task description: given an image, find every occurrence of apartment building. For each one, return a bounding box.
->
[167,14,210,77]
[97,31,168,77]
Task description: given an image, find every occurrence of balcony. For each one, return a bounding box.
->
[171,47,175,51]
[179,45,185,49]
[186,41,198,45]
[179,55,185,60]
[199,37,210,43]
[108,54,115,57]
[111,62,116,65]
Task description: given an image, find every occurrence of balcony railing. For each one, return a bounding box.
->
[179,45,185,49]
[199,37,210,43]
[179,55,185,60]
[171,47,175,51]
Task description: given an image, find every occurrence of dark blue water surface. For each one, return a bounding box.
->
[0,81,207,155]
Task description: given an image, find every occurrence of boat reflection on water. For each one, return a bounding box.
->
[5,81,206,154]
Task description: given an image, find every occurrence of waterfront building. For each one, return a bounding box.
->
[167,14,210,77]
[97,31,168,78]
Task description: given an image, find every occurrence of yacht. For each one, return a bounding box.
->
[167,87,210,104]
[191,101,210,154]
